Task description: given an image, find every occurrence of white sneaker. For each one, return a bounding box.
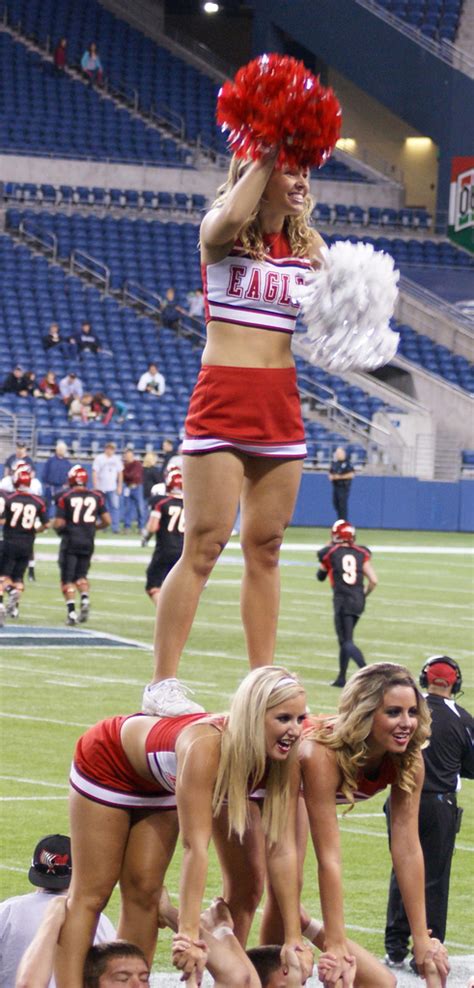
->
[79,599,90,623]
[0,603,5,627]
[142,678,205,716]
[67,611,78,627]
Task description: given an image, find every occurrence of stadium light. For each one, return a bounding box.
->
[203,1,220,11]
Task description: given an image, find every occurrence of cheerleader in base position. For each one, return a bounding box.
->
[262,664,450,988]
[55,668,313,988]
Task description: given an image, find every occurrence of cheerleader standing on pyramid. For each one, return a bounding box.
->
[141,57,341,718]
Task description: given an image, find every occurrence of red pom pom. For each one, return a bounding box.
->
[216,53,342,169]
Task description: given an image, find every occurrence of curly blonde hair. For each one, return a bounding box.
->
[307,663,431,804]
[211,155,315,260]
[212,665,306,844]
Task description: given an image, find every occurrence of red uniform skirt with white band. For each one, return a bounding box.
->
[182,364,307,459]
[70,712,209,810]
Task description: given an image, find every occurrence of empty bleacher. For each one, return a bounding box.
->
[373,0,463,42]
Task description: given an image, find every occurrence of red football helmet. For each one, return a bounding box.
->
[13,465,32,488]
[166,465,183,494]
[331,519,355,544]
[68,464,88,487]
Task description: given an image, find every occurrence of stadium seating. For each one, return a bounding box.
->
[0,32,192,165]
[1,0,370,180]
[1,182,208,215]
[372,0,463,42]
[0,231,368,461]
[5,210,472,398]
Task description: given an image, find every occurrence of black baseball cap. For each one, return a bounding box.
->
[28,834,72,890]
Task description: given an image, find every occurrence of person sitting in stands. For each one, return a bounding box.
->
[81,43,103,85]
[160,287,185,331]
[1,366,29,397]
[72,322,101,355]
[137,363,166,397]
[38,371,60,400]
[60,372,83,407]
[53,37,68,75]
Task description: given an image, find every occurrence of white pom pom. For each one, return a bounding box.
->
[297,242,400,371]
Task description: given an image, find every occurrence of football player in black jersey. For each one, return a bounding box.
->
[143,465,185,605]
[316,519,378,687]
[54,464,110,626]
[0,465,48,625]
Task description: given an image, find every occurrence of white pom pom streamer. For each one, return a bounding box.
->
[297,241,400,371]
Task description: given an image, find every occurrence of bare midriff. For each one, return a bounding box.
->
[202,320,295,369]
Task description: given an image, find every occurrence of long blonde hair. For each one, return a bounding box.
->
[308,663,431,804]
[211,155,315,260]
[212,666,306,843]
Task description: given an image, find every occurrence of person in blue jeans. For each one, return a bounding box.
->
[122,448,147,531]
[92,442,123,534]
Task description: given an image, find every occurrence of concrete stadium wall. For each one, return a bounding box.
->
[291,474,474,531]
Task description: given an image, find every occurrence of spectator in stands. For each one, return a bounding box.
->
[0,832,115,988]
[137,363,166,397]
[42,322,71,354]
[1,365,30,397]
[81,42,103,85]
[122,447,147,531]
[91,393,115,425]
[41,440,72,515]
[59,371,83,407]
[38,370,60,400]
[142,451,162,501]
[53,37,68,75]
[157,437,176,481]
[186,288,205,319]
[22,371,40,398]
[3,442,34,476]
[160,287,185,331]
[68,394,92,422]
[92,442,123,534]
[72,321,101,355]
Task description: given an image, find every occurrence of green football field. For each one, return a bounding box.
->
[1,525,473,972]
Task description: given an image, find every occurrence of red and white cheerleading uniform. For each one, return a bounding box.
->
[70,712,224,809]
[183,232,311,459]
[335,754,397,804]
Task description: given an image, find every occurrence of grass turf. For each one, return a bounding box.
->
[1,526,473,971]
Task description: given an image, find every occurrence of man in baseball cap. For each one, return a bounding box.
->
[384,655,473,972]
[28,834,72,891]
[0,833,115,987]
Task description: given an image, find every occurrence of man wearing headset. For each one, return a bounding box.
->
[384,655,474,972]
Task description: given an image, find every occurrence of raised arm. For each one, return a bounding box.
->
[15,895,67,988]
[390,760,449,985]
[300,739,354,985]
[200,153,278,255]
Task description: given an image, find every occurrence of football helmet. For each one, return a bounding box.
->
[68,464,88,486]
[13,463,32,488]
[331,519,355,544]
[166,465,183,494]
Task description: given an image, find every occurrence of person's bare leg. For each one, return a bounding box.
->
[212,802,266,946]
[151,451,244,681]
[240,458,303,667]
[118,808,179,964]
[55,791,130,988]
